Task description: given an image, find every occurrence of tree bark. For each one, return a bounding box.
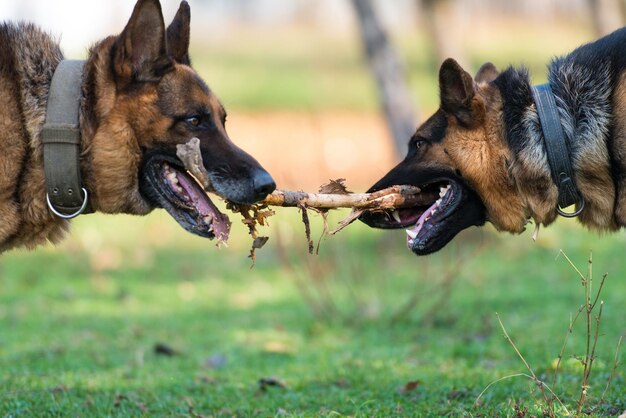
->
[420,0,466,68]
[587,0,623,37]
[351,0,418,158]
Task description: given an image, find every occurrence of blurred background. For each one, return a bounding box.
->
[1,0,623,188]
[1,1,625,415]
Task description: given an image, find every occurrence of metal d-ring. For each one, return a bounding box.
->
[557,198,585,218]
[46,187,89,219]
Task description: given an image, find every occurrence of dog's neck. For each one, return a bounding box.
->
[77,36,153,216]
[495,59,617,231]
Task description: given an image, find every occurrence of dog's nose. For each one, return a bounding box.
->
[252,170,276,201]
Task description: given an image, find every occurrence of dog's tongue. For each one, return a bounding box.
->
[176,171,231,241]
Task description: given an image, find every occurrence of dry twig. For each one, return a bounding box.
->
[263,184,426,210]
[495,313,558,417]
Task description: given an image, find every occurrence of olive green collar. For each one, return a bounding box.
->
[42,60,91,219]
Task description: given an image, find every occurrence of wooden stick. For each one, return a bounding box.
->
[262,185,432,210]
[176,138,433,212]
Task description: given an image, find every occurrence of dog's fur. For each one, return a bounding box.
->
[361,27,626,255]
[0,0,275,252]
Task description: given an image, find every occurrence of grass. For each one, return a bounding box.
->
[0,209,624,416]
[2,17,624,417]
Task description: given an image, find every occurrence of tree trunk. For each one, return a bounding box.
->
[420,0,466,68]
[351,0,418,158]
[587,0,623,37]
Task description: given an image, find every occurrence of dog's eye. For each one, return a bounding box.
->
[415,139,426,149]
[186,116,201,127]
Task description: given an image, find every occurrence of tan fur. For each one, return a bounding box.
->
[0,76,27,250]
[444,86,528,233]
[611,71,626,225]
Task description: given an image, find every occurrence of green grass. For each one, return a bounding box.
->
[1,209,624,416]
[2,19,624,416]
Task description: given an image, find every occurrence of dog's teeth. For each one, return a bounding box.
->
[203,215,213,225]
[435,198,442,206]
[406,229,417,239]
[391,210,401,223]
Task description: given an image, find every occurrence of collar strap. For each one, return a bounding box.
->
[531,83,584,218]
[42,60,91,219]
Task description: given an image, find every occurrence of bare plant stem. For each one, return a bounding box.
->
[574,253,608,415]
[557,251,609,415]
[496,313,555,417]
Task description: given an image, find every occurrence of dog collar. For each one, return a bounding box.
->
[531,83,585,218]
[42,60,91,219]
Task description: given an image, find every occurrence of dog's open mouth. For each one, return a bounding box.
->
[141,156,230,241]
[360,179,485,255]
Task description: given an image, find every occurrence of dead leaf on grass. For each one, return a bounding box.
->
[113,393,128,407]
[154,342,178,356]
[398,380,422,394]
[257,376,287,393]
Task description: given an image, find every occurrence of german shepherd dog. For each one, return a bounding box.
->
[361,28,626,255]
[0,0,275,252]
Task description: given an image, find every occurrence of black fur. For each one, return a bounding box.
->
[492,66,532,158]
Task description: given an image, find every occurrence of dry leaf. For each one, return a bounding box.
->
[398,380,422,394]
[318,178,351,195]
[113,393,128,407]
[257,376,287,392]
[154,342,178,356]
[252,236,269,249]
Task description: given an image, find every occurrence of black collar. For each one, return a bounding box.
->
[531,83,585,218]
[42,60,91,219]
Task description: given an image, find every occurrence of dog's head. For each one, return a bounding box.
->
[361,59,530,255]
[84,0,275,240]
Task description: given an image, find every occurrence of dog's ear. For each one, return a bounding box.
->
[167,1,191,65]
[474,62,499,84]
[114,0,173,83]
[439,58,476,126]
